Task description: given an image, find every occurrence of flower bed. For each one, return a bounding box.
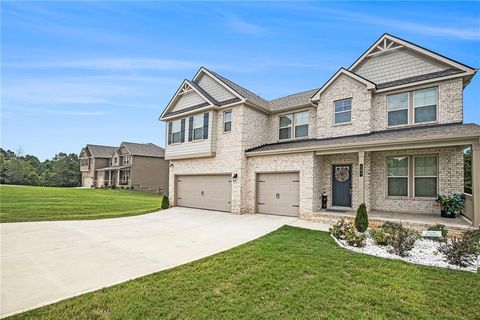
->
[331,219,480,273]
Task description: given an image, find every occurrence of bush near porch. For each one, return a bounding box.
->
[0,185,165,222]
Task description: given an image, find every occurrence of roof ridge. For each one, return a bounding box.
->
[86,144,116,148]
[268,87,319,102]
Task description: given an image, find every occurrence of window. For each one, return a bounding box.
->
[172,120,181,143]
[387,156,408,197]
[123,156,130,165]
[387,92,408,126]
[294,111,309,138]
[279,114,292,140]
[414,156,437,197]
[334,99,352,124]
[80,159,88,166]
[193,115,204,140]
[387,87,437,127]
[114,157,118,164]
[223,110,232,132]
[414,87,437,123]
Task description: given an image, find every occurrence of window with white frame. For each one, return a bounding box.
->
[123,155,131,165]
[414,87,437,123]
[171,120,181,143]
[387,92,408,126]
[387,87,437,127]
[223,110,232,132]
[414,156,437,197]
[334,99,352,124]
[279,114,292,140]
[294,111,309,138]
[193,115,204,140]
[387,156,408,197]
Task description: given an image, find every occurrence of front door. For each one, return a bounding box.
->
[332,164,352,207]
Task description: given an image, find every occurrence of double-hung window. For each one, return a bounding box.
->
[414,87,437,123]
[123,156,130,165]
[279,111,309,140]
[387,156,409,197]
[414,156,437,197]
[387,87,437,127]
[171,120,181,143]
[334,99,352,124]
[279,114,293,140]
[387,93,409,126]
[223,110,232,133]
[192,115,204,140]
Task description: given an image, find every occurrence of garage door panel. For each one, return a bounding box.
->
[257,173,299,217]
[177,175,231,212]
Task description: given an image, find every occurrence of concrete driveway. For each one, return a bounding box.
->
[0,207,298,317]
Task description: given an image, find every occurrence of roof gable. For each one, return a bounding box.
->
[121,142,165,157]
[160,79,214,119]
[79,148,90,158]
[194,72,237,103]
[310,68,376,102]
[349,34,476,84]
[86,144,116,158]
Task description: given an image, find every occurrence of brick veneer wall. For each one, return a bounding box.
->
[369,146,464,214]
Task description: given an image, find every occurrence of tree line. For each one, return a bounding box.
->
[0,148,81,187]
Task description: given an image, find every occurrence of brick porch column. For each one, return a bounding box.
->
[358,151,365,204]
[472,141,480,227]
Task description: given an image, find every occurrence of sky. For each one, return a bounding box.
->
[1,1,479,160]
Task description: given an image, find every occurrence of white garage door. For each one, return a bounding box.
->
[257,172,300,217]
[176,175,232,212]
[82,177,93,187]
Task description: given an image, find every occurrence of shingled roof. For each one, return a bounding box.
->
[121,142,165,157]
[245,123,480,155]
[86,144,116,158]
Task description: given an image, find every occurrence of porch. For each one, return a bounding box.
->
[303,208,472,236]
[96,165,132,187]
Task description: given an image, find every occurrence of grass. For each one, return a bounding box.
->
[8,226,480,319]
[0,185,165,222]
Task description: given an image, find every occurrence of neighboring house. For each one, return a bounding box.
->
[159,33,480,227]
[80,142,169,194]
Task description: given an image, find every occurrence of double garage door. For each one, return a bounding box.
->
[82,177,93,188]
[176,172,299,217]
[176,175,232,212]
[257,172,300,217]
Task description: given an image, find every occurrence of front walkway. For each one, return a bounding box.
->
[1,208,297,317]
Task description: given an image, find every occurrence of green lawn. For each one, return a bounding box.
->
[8,226,479,320]
[0,185,164,222]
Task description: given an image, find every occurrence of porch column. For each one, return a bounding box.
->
[108,171,111,186]
[358,151,365,205]
[472,141,480,227]
[117,170,120,186]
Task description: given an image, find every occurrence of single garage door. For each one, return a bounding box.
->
[176,175,232,212]
[82,177,93,187]
[257,172,300,217]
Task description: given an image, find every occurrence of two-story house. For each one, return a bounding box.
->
[80,142,169,194]
[159,33,480,227]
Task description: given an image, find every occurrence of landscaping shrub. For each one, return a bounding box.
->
[111,185,116,189]
[381,221,403,234]
[427,224,448,242]
[370,229,389,246]
[439,234,480,267]
[463,227,480,243]
[160,196,170,209]
[354,203,368,232]
[345,228,366,247]
[388,227,419,257]
[330,219,353,240]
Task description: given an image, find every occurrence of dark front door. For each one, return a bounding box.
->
[332,164,352,207]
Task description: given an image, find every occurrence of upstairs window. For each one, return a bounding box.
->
[414,87,437,123]
[123,156,131,165]
[223,110,232,133]
[279,114,292,140]
[387,87,437,127]
[387,156,409,197]
[114,157,118,164]
[193,115,204,140]
[171,120,181,143]
[334,99,352,124]
[294,111,309,138]
[414,156,437,197]
[387,93,408,126]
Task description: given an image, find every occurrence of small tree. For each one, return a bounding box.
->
[160,196,170,209]
[355,203,369,232]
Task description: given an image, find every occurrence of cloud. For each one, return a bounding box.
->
[223,15,266,36]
